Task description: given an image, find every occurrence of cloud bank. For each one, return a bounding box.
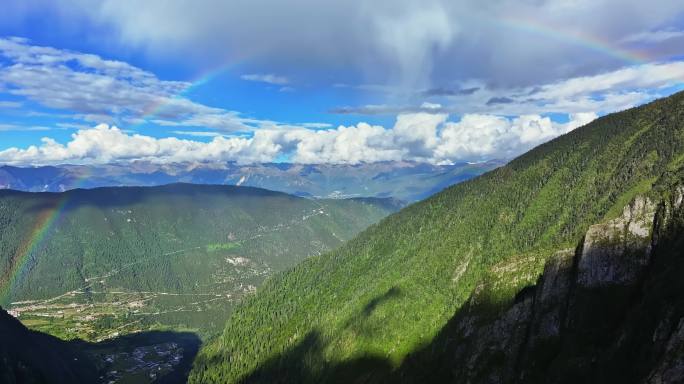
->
[0,112,596,166]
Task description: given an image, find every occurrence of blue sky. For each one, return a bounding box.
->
[0,0,683,165]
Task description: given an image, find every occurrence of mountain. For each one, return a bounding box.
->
[0,184,399,341]
[0,305,97,384]
[188,91,684,383]
[386,187,684,383]
[0,160,503,202]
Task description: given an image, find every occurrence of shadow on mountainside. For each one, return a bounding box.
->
[75,330,202,384]
[233,287,502,384]
[232,195,684,384]
[391,195,684,384]
[236,288,405,383]
[239,331,393,384]
[0,307,201,384]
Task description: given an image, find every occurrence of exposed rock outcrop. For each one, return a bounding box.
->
[577,196,655,287]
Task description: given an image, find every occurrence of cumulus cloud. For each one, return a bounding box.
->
[0,124,279,165]
[0,111,597,166]
[435,113,597,161]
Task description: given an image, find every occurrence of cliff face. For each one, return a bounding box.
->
[396,187,684,384]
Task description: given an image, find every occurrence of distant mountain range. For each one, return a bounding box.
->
[0,161,503,202]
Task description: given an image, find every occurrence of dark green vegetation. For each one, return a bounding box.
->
[0,183,398,342]
[189,91,684,383]
[0,160,502,202]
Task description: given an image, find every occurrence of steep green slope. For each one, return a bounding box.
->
[0,184,398,339]
[190,91,684,383]
[386,177,684,384]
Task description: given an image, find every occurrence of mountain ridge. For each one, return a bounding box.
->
[0,160,503,202]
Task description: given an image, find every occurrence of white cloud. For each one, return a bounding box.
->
[392,112,446,157]
[532,62,684,102]
[333,61,684,116]
[284,123,400,164]
[420,102,442,110]
[0,124,274,165]
[0,37,314,132]
[241,73,289,85]
[0,37,187,115]
[434,112,597,162]
[0,111,597,166]
[0,123,51,132]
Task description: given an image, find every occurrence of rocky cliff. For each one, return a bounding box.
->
[395,186,684,384]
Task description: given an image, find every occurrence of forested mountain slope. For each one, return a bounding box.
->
[189,91,684,383]
[386,179,684,383]
[0,184,398,339]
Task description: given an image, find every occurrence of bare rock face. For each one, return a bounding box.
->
[530,249,575,341]
[577,196,656,287]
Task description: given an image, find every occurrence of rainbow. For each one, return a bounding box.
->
[496,15,684,92]
[135,51,254,124]
[494,14,651,65]
[133,41,282,128]
[131,16,683,130]
[0,170,92,302]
